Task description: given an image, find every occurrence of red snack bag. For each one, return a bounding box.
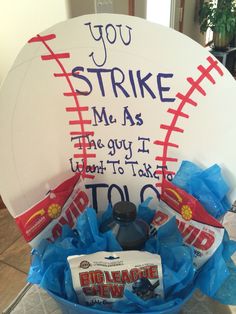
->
[15,174,89,247]
[150,180,224,269]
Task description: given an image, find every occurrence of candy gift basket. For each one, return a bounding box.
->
[0,14,236,314]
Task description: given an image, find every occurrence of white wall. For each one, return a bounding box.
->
[0,0,68,83]
[0,0,148,84]
[146,0,171,27]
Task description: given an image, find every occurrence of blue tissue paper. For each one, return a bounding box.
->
[27,187,236,312]
[196,230,236,300]
[145,217,195,299]
[213,258,236,305]
[28,202,196,311]
[173,161,230,218]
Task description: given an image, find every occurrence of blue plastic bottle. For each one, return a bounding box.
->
[99,201,149,250]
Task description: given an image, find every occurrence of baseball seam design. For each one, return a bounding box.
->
[28,35,224,188]
[28,34,95,180]
[154,56,224,188]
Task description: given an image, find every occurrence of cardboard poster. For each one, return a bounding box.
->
[0,14,236,219]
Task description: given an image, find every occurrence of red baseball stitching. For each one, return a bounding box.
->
[154,56,224,188]
[28,35,224,187]
[28,34,95,179]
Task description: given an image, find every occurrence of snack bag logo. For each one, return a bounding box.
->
[164,187,193,221]
[80,261,91,269]
[79,266,159,299]
[181,205,192,221]
[26,203,62,225]
[26,208,46,225]
[164,188,182,205]
[47,204,62,219]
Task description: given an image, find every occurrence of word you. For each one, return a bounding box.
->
[85,22,132,67]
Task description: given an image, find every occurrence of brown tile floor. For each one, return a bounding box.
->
[0,206,31,312]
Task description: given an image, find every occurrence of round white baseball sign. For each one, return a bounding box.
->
[0,14,235,217]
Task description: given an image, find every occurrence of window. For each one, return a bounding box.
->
[146,0,172,27]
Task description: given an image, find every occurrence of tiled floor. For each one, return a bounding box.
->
[0,205,31,312]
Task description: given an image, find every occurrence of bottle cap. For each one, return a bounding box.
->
[113,201,137,222]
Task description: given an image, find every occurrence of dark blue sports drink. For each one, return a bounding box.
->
[99,201,149,250]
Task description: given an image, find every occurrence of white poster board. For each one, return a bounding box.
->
[0,14,236,218]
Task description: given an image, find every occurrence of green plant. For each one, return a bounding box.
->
[199,0,236,35]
